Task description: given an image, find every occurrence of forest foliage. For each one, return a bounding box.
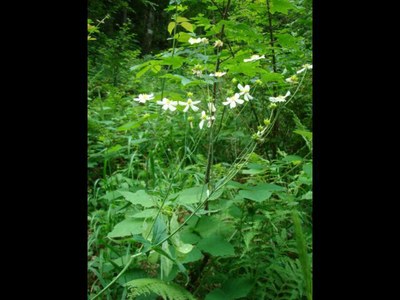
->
[88,0,312,299]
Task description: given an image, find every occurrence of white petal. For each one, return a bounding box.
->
[199,120,205,129]
[193,101,201,104]
[183,105,189,112]
[162,104,169,110]
[201,111,206,118]
[238,83,244,91]
[222,101,230,106]
[191,105,199,112]
[296,68,306,74]
[157,100,164,105]
[171,101,178,106]
[236,99,244,104]
[269,97,277,102]
[247,94,254,100]
[230,101,236,109]
[169,105,177,111]
[178,101,187,106]
[284,91,291,98]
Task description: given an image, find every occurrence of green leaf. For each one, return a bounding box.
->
[160,242,174,281]
[159,56,185,69]
[260,71,284,82]
[168,21,176,34]
[150,64,161,73]
[182,247,203,263]
[126,278,196,300]
[239,189,272,202]
[227,62,261,76]
[205,289,227,300]
[303,163,312,177]
[107,218,144,238]
[294,129,313,140]
[270,0,296,15]
[238,183,283,202]
[131,208,158,218]
[207,5,219,11]
[172,185,208,205]
[255,183,286,192]
[194,215,235,240]
[301,191,312,200]
[276,33,300,49]
[180,21,194,32]
[153,215,168,245]
[196,235,235,257]
[175,31,191,43]
[222,277,254,299]
[105,144,122,155]
[117,121,142,131]
[160,73,192,85]
[118,190,156,208]
[176,16,189,23]
[136,65,151,78]
[176,243,193,254]
[180,230,201,244]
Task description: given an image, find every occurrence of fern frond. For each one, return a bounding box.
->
[126,278,196,300]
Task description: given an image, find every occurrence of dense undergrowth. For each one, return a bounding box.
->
[88,0,312,299]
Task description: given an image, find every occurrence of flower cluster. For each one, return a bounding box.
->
[222,83,254,109]
[209,71,226,77]
[269,91,291,103]
[188,37,209,45]
[191,64,203,77]
[213,40,223,47]
[199,110,215,129]
[297,63,312,74]
[133,93,154,103]
[285,75,299,84]
[243,54,265,62]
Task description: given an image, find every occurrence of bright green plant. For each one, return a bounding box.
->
[88,0,312,299]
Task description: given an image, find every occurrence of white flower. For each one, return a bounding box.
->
[188,37,202,44]
[285,75,298,84]
[157,97,178,111]
[191,64,203,76]
[178,98,201,112]
[210,71,226,77]
[243,54,265,62]
[133,93,154,104]
[208,102,216,113]
[296,64,313,74]
[214,40,223,47]
[188,37,209,45]
[269,91,291,103]
[223,93,245,109]
[199,111,215,129]
[237,84,253,101]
